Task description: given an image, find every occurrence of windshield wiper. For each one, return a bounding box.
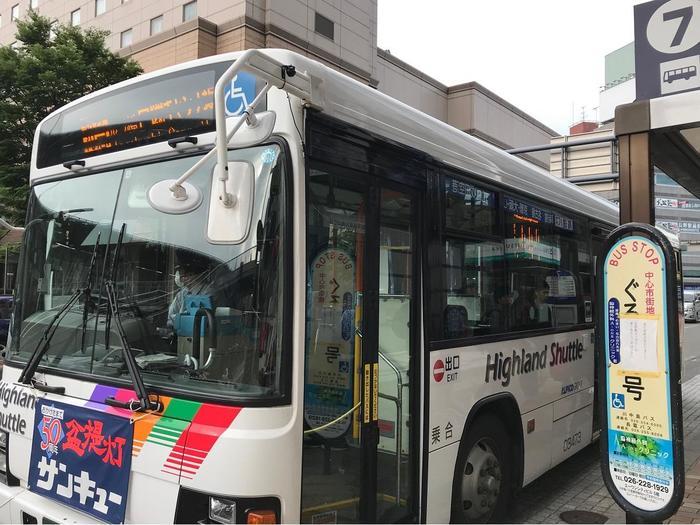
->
[16,208,99,392]
[79,233,101,354]
[18,288,82,389]
[102,224,162,412]
[19,234,104,387]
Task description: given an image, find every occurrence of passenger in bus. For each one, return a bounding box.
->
[528,281,552,326]
[167,255,212,329]
[483,288,515,331]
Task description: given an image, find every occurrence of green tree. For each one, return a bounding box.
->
[0,11,142,224]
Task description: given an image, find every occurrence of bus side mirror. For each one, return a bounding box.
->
[228,111,276,149]
[207,161,254,244]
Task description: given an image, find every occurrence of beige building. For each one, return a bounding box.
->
[0,0,556,168]
[547,43,700,288]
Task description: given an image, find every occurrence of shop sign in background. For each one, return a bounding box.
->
[28,399,133,524]
[603,236,674,511]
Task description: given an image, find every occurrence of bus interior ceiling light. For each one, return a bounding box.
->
[148,50,310,216]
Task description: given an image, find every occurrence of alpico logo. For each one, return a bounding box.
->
[433,359,445,382]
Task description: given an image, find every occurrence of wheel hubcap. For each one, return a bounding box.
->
[460,439,501,521]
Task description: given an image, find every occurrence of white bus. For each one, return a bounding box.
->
[0,49,617,524]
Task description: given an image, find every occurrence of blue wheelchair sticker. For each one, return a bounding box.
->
[224,72,257,116]
[611,393,625,410]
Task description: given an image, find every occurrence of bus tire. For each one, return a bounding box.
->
[451,413,512,524]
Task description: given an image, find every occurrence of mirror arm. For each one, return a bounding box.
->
[169,83,271,205]
[168,49,313,206]
[214,84,271,208]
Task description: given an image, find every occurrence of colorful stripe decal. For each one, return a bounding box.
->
[86,384,242,476]
[163,404,242,479]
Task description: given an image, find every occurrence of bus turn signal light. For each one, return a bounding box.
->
[247,509,277,524]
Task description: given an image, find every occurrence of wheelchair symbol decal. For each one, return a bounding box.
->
[611,393,625,410]
[224,72,257,117]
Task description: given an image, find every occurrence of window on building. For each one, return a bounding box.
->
[70,8,80,26]
[95,0,106,16]
[314,12,334,40]
[655,171,680,187]
[150,15,163,35]
[30,0,38,10]
[120,28,132,48]
[182,0,196,22]
[11,4,19,22]
[0,14,3,27]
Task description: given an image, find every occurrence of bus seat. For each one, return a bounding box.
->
[444,305,469,339]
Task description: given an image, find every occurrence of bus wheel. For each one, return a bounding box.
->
[451,414,512,523]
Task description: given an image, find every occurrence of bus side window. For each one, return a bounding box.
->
[502,196,589,331]
[441,175,503,338]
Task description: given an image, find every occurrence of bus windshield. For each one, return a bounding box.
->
[10,144,288,404]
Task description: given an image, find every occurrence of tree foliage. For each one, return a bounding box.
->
[0,11,142,224]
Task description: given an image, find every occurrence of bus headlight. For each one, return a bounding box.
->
[209,497,236,524]
[175,487,279,524]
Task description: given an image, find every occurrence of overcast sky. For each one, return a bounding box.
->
[377,0,641,135]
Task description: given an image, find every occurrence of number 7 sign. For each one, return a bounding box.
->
[635,0,700,100]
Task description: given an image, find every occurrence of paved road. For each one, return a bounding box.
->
[683,321,700,382]
[506,321,700,523]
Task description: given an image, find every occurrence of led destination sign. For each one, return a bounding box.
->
[37,63,263,168]
[78,84,214,155]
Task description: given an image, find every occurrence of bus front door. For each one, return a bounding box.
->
[302,167,420,524]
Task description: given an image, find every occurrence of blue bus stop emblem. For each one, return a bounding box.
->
[224,72,257,116]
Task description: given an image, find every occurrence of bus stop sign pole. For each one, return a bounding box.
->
[597,222,684,523]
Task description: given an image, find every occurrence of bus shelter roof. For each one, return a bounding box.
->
[615,90,700,200]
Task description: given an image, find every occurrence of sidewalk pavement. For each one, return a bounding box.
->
[508,374,700,524]
[668,459,700,524]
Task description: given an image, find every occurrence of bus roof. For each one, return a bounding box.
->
[33,49,619,226]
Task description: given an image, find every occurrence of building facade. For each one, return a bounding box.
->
[0,0,556,167]
[549,42,700,288]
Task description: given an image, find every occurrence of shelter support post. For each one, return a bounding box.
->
[618,131,653,225]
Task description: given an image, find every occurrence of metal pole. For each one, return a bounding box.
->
[3,245,7,294]
[618,132,654,224]
[562,145,568,179]
[379,350,404,505]
[506,135,616,155]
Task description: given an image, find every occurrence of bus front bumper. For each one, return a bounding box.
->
[0,483,96,524]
